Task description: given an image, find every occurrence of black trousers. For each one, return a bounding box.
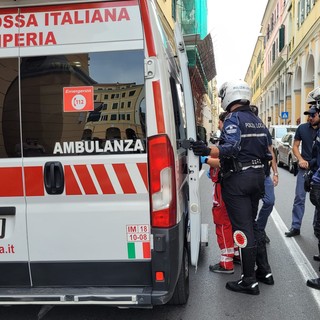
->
[310,185,320,242]
[221,168,265,247]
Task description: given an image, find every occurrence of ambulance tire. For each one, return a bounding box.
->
[169,246,190,305]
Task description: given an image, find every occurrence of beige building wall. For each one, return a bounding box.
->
[254,0,320,126]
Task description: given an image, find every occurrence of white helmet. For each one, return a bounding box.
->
[306,87,320,106]
[218,80,252,111]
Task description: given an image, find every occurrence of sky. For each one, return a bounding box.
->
[207,0,269,89]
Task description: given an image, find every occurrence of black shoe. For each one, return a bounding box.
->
[209,263,234,274]
[306,278,320,290]
[233,256,241,265]
[256,272,274,285]
[285,228,300,237]
[313,255,320,262]
[226,277,260,295]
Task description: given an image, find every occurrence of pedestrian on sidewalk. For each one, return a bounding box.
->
[284,100,320,237]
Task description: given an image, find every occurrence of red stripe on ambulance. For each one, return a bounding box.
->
[65,165,82,195]
[0,163,147,197]
[0,167,23,197]
[112,164,136,194]
[25,166,44,196]
[136,162,148,190]
[65,163,147,195]
[74,165,98,195]
[91,164,116,194]
[140,0,156,57]
[153,81,165,133]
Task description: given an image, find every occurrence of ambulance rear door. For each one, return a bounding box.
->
[174,23,202,268]
[12,1,151,286]
[0,7,31,285]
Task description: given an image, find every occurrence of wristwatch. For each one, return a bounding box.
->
[273,173,279,176]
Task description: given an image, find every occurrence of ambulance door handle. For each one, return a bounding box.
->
[44,162,64,195]
[0,207,15,215]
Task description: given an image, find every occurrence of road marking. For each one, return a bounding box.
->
[271,208,320,309]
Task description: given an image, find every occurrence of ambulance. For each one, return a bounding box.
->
[0,0,207,307]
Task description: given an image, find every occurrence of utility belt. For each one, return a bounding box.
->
[220,158,264,180]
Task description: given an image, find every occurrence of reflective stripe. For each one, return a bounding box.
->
[221,248,235,255]
[241,164,264,170]
[241,133,267,138]
[220,256,233,262]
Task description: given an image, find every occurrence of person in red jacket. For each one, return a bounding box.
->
[204,111,240,273]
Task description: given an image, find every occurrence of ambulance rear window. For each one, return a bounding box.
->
[1,50,146,157]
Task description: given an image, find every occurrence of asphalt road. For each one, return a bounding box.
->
[1,165,320,320]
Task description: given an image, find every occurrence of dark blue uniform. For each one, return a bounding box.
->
[218,105,269,247]
[310,129,320,244]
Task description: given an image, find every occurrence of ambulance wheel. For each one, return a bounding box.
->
[169,246,189,305]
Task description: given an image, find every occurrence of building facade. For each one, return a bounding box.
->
[246,0,320,127]
[156,0,217,140]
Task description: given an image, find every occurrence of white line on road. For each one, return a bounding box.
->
[271,207,320,310]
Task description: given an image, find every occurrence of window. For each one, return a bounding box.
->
[129,90,136,97]
[122,92,126,98]
[128,101,131,108]
[301,0,306,23]
[111,93,119,99]
[279,25,285,52]
[3,49,145,157]
[172,0,177,20]
[0,58,20,158]
[126,114,130,120]
[306,0,311,14]
[169,77,187,143]
[87,112,101,122]
[121,102,125,108]
[272,42,276,63]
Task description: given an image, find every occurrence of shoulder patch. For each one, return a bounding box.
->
[225,124,237,134]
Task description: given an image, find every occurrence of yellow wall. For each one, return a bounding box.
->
[157,0,174,29]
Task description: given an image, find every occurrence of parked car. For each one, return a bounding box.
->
[269,125,298,161]
[276,132,299,173]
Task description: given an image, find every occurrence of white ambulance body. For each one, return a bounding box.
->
[0,0,205,307]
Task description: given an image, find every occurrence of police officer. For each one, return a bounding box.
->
[191,80,274,295]
[306,86,320,290]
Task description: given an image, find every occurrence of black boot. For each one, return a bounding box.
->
[306,278,320,290]
[255,238,274,285]
[226,246,260,295]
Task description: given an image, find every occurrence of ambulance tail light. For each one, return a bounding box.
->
[148,134,177,228]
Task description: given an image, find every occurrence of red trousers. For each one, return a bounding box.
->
[211,169,238,269]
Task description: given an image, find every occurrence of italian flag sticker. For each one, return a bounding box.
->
[127,242,151,259]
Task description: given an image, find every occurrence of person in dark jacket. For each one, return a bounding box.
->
[284,105,319,237]
[305,86,320,290]
[191,80,274,295]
